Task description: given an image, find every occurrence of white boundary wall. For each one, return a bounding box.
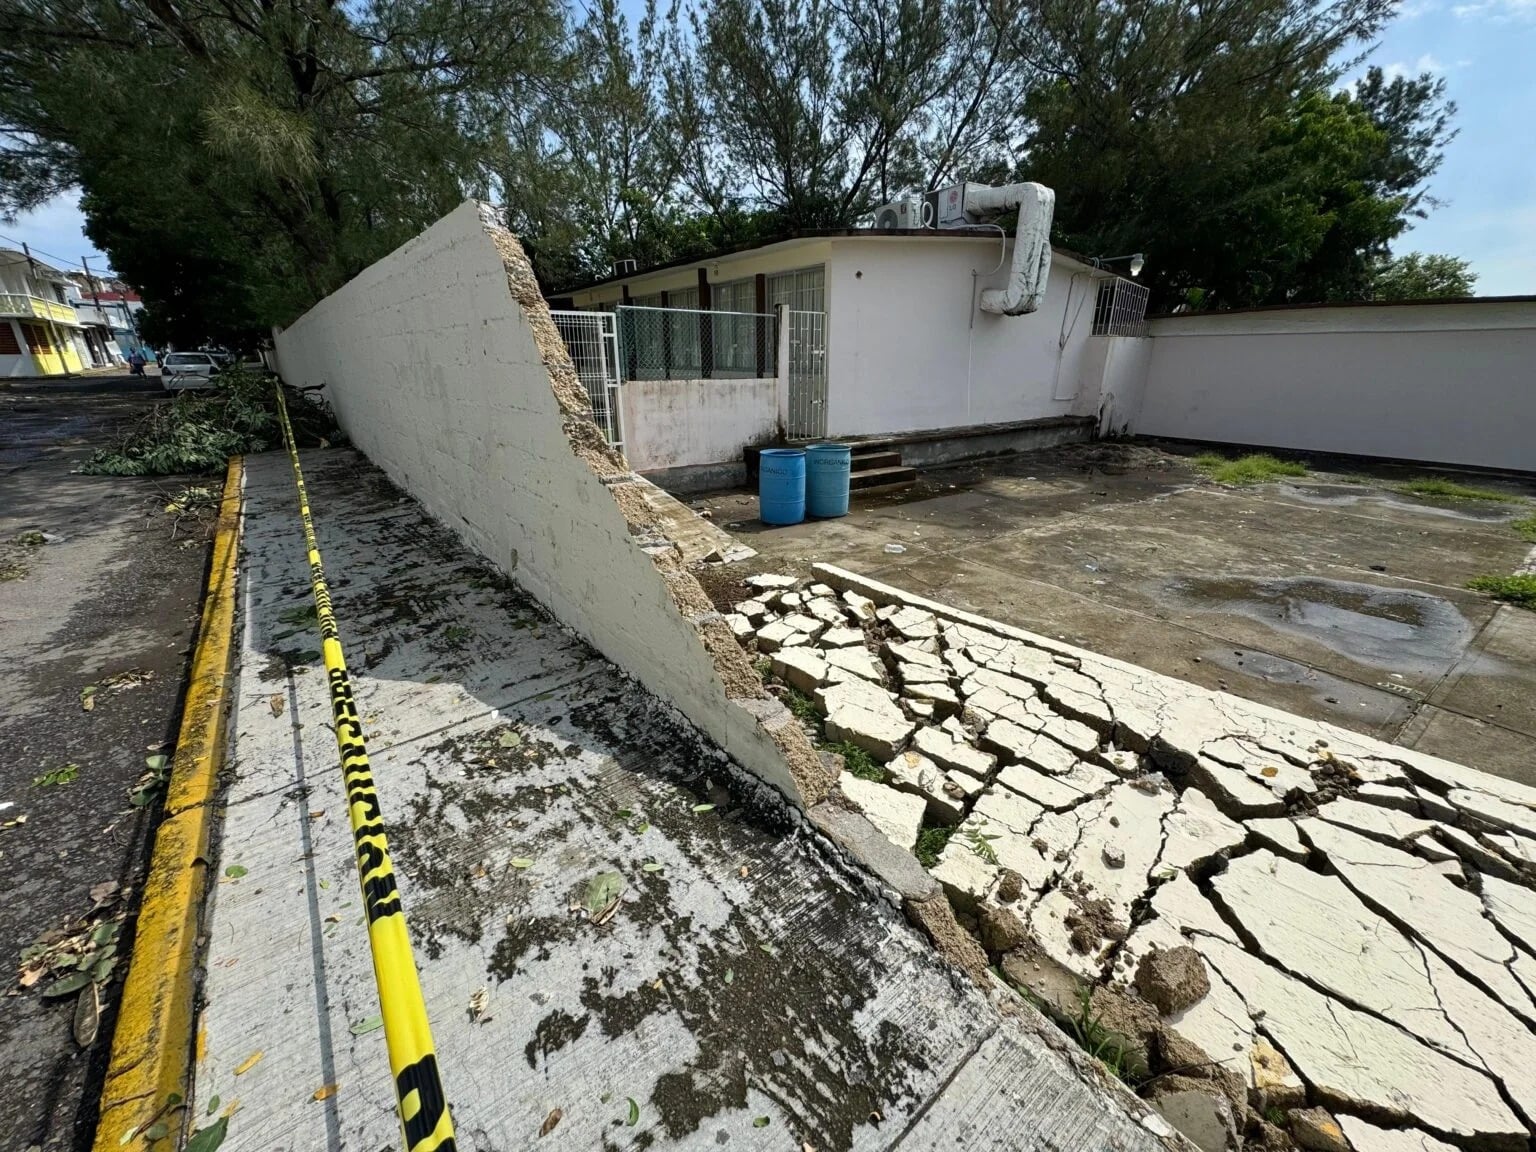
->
[620,377,778,471]
[272,201,828,806]
[1135,301,1536,471]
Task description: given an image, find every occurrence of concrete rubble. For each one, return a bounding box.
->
[729,563,1536,1152]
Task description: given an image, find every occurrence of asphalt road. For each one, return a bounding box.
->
[0,384,212,1150]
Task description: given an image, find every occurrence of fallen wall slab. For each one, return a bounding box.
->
[273,200,831,807]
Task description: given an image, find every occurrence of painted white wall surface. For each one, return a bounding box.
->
[566,240,834,309]
[1137,302,1536,471]
[621,378,778,471]
[0,319,36,377]
[274,200,811,803]
[824,239,1109,437]
[1094,336,1154,437]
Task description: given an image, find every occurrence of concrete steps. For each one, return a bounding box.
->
[851,451,916,495]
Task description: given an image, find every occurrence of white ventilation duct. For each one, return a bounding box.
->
[966,182,1056,316]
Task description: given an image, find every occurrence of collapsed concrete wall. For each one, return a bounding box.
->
[273,200,832,807]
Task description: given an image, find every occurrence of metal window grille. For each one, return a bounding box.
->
[785,310,827,439]
[548,310,624,452]
[615,305,777,382]
[1091,276,1150,336]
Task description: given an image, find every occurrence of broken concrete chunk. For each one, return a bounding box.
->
[825,645,884,684]
[1288,1107,1349,1152]
[982,719,1077,775]
[1160,788,1247,874]
[911,725,996,781]
[1446,786,1536,838]
[1134,946,1210,1014]
[888,639,944,668]
[888,606,939,640]
[1356,781,1420,812]
[945,649,978,680]
[808,583,834,597]
[1203,736,1317,797]
[754,618,797,653]
[1188,757,1286,819]
[770,648,828,695]
[903,681,961,717]
[1301,820,1536,1021]
[1150,1087,1239,1152]
[1250,1038,1305,1111]
[955,813,1054,892]
[803,596,847,626]
[944,770,984,801]
[1022,698,1102,756]
[777,591,804,609]
[744,573,797,590]
[1246,817,1306,860]
[817,678,913,760]
[838,773,925,851]
[885,751,964,825]
[841,590,877,620]
[904,699,935,722]
[875,603,901,621]
[961,667,1036,704]
[778,611,826,639]
[971,787,1045,837]
[1334,1117,1457,1152]
[995,760,1112,811]
[897,661,951,688]
[736,599,769,622]
[1195,934,1523,1144]
[724,613,754,640]
[1313,796,1435,845]
[819,626,865,648]
[780,632,810,648]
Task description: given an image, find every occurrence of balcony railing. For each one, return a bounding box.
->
[0,293,82,325]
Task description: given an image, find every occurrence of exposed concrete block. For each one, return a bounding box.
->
[889,639,944,668]
[771,648,828,695]
[804,596,847,626]
[912,725,996,781]
[745,573,798,590]
[819,626,865,648]
[839,773,927,850]
[890,606,940,640]
[886,751,965,824]
[724,612,753,640]
[825,645,884,684]
[779,611,827,639]
[754,618,798,653]
[841,590,876,620]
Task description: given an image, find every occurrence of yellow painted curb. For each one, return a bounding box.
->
[92,456,244,1152]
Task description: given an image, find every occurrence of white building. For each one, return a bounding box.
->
[554,225,1149,480]
[0,249,90,378]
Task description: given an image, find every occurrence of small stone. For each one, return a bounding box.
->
[997,868,1024,903]
[979,902,1029,953]
[1289,1107,1349,1152]
[1102,845,1126,869]
[1133,946,1211,1014]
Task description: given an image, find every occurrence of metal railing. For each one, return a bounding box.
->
[615,305,776,381]
[549,310,624,452]
[1091,277,1150,337]
[785,310,827,439]
[0,293,80,325]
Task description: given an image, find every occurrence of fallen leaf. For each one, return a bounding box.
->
[468,987,489,1022]
[753,1116,770,1128]
[2,814,26,827]
[497,730,521,748]
[641,861,664,873]
[73,979,100,1046]
[44,971,91,999]
[583,871,624,917]
[81,686,96,711]
[723,969,734,985]
[308,810,325,820]
[759,944,776,956]
[269,694,285,718]
[324,914,341,924]
[739,866,749,877]
[145,754,169,772]
[312,1083,339,1101]
[18,965,43,988]
[207,1095,220,1115]
[626,1098,640,1126]
[233,1051,263,1075]
[692,803,715,814]
[224,865,247,879]
[539,1108,562,1137]
[185,1116,229,1152]
[635,822,650,835]
[145,1122,170,1140]
[510,857,534,869]
[616,809,633,819]
[349,1014,383,1036]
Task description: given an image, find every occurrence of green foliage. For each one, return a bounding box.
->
[962,825,1001,865]
[80,370,338,476]
[1370,252,1476,301]
[825,740,883,782]
[1467,574,1536,610]
[782,686,822,727]
[1396,477,1517,502]
[1065,986,1145,1085]
[913,824,954,868]
[1511,514,1536,544]
[1193,453,1308,485]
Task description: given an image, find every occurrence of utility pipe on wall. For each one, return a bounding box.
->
[966,182,1056,317]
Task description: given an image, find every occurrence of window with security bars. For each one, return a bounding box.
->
[1091,277,1150,337]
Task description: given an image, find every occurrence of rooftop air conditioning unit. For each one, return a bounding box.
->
[872,195,931,231]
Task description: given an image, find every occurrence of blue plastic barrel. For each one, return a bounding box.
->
[805,443,853,518]
[759,448,807,525]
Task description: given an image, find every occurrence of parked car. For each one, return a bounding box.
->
[161,351,222,390]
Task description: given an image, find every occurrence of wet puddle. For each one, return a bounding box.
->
[1276,483,1518,522]
[1167,575,1474,677]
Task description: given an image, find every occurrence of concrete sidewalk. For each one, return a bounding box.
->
[194,448,1161,1151]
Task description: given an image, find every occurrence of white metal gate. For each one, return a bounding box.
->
[549,310,624,452]
[786,309,827,440]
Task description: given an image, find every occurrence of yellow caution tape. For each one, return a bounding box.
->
[273,386,457,1152]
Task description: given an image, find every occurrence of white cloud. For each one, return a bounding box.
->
[1382,53,1445,79]
[1398,0,1440,16]
[1451,0,1536,19]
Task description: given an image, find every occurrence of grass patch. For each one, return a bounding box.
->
[1191,452,1307,485]
[1512,513,1536,543]
[1064,986,1146,1085]
[783,686,821,725]
[1396,477,1518,502]
[914,824,954,868]
[825,739,883,782]
[1467,573,1536,610]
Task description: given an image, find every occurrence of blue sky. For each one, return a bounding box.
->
[3,0,1532,294]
